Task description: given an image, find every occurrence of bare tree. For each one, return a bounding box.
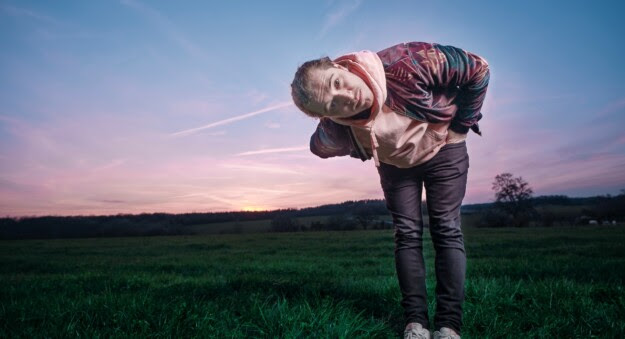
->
[492,172,536,227]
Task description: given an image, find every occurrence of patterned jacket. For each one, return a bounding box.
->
[310,42,490,161]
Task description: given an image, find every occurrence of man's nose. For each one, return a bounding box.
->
[337,89,354,102]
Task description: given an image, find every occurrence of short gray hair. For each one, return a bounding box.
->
[290,56,335,118]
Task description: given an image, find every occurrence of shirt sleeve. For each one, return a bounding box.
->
[389,42,490,135]
[309,118,352,158]
[434,44,490,135]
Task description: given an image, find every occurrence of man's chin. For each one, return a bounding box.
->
[345,108,372,120]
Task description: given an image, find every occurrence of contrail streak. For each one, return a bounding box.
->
[235,145,308,156]
[221,163,300,175]
[169,101,293,137]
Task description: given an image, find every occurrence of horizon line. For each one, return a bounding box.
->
[1,192,618,219]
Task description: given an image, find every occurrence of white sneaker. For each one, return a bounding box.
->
[404,322,431,339]
[433,327,460,339]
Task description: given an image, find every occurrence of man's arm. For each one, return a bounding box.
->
[435,44,490,135]
[309,118,352,158]
[381,42,490,135]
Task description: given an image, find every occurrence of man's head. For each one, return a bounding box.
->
[291,57,374,119]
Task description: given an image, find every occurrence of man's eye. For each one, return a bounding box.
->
[334,78,340,88]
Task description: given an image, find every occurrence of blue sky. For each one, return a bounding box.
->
[1,0,624,217]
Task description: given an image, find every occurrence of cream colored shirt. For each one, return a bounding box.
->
[333,104,467,169]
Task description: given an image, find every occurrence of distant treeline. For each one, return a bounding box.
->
[0,199,388,240]
[461,194,623,211]
[1,195,623,240]
[269,213,394,233]
[474,194,625,227]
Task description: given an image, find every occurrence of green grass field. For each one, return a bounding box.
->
[1,226,624,338]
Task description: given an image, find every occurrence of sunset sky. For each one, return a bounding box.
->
[1,0,624,217]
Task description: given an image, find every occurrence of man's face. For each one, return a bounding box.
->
[304,64,374,118]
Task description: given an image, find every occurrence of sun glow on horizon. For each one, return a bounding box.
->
[241,206,270,212]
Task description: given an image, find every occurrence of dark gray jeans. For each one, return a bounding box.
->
[376,141,469,335]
